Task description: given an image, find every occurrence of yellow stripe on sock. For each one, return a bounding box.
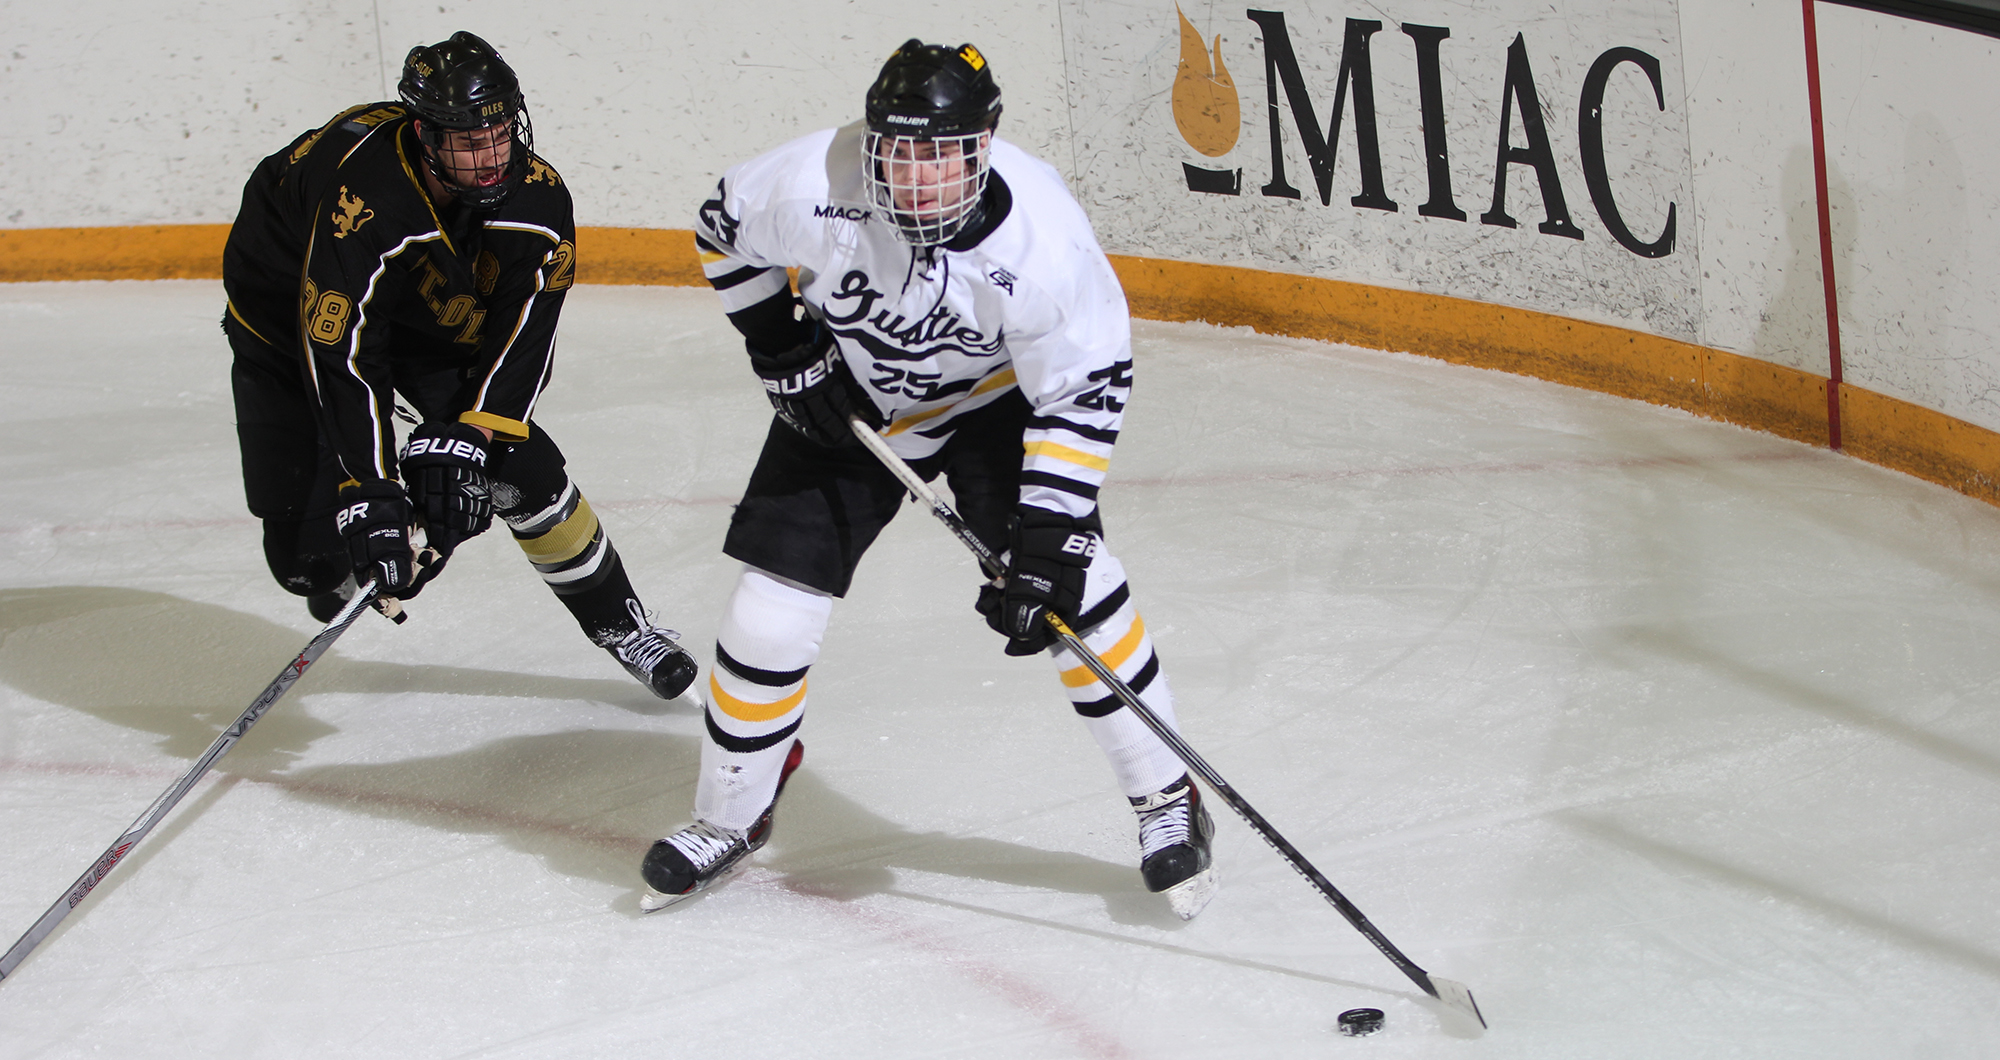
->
[516,495,599,564]
[709,673,807,723]
[1061,614,1147,688]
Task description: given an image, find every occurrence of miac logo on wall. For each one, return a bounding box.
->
[1172,9,1243,188]
[1166,5,1678,259]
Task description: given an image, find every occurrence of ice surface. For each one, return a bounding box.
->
[3,281,1998,1057]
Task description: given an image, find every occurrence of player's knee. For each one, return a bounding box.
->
[261,519,347,597]
[485,430,569,516]
[719,567,834,674]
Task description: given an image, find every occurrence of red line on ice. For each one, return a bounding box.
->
[0,449,1813,539]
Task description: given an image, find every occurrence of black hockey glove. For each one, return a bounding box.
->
[748,324,883,447]
[335,479,427,597]
[976,507,1099,657]
[400,421,494,557]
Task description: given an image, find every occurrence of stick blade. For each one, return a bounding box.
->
[1424,974,1487,1029]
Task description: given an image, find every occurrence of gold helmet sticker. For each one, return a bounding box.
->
[959,45,985,71]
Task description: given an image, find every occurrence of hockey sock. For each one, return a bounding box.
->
[504,481,639,642]
[1080,674,1187,799]
[697,567,832,832]
[1056,598,1187,799]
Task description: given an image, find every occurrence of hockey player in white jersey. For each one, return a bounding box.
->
[639,39,1216,919]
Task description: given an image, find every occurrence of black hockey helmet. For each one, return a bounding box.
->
[864,40,1003,139]
[398,31,533,209]
[862,41,1002,246]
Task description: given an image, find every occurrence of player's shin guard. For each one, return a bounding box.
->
[695,568,831,833]
[505,481,695,697]
[1052,562,1214,917]
[1060,592,1186,800]
[508,482,633,633]
[509,482,615,594]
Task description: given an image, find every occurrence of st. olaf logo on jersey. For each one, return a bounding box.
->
[331,187,374,239]
[821,270,1003,359]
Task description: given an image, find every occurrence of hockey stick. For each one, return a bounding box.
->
[848,417,1486,1029]
[0,579,386,983]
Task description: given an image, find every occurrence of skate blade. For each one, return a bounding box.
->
[638,863,743,913]
[639,887,695,913]
[1164,866,1219,921]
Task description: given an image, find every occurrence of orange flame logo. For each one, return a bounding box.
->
[1172,6,1239,157]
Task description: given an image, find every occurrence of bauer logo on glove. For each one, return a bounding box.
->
[403,433,488,466]
[399,421,496,557]
[748,327,882,447]
[761,344,841,396]
[335,500,371,532]
[336,478,423,596]
[978,506,1101,656]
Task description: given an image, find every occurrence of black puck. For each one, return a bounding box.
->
[1337,1008,1385,1036]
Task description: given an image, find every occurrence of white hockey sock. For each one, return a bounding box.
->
[1055,600,1187,799]
[1080,673,1186,799]
[696,567,832,833]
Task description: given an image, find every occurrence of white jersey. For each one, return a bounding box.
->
[694,123,1132,519]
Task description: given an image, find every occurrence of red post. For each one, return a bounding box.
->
[1802,0,1845,450]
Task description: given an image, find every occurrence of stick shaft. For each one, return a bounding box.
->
[849,420,1482,1022]
[1041,613,1440,993]
[0,581,380,982]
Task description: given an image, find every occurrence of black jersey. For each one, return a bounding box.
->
[222,101,577,483]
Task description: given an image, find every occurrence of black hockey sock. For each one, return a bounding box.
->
[503,483,645,643]
[550,544,647,645]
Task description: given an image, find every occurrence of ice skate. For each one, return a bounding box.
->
[1133,775,1217,920]
[604,599,698,700]
[640,739,804,911]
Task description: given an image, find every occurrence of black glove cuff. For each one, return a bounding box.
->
[398,423,494,556]
[752,332,840,392]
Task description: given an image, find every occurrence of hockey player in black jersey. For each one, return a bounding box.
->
[639,40,1216,918]
[222,31,696,699]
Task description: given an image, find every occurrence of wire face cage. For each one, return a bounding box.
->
[862,129,991,246]
[414,108,533,209]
